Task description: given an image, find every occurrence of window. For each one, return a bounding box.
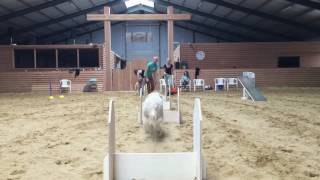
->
[14,49,34,68]
[126,32,153,43]
[125,0,154,8]
[79,49,99,67]
[278,56,300,68]
[58,49,77,68]
[36,49,56,68]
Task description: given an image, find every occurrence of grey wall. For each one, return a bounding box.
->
[71,21,217,66]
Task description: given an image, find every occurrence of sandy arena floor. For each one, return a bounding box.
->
[0,88,320,180]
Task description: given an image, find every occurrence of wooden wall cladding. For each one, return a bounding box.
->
[0,45,105,92]
[0,47,13,71]
[180,42,320,69]
[111,60,148,91]
[0,70,104,93]
[175,68,320,87]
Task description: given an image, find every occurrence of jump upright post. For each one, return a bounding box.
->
[105,98,206,180]
[48,81,54,100]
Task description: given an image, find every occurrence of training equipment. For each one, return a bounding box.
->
[48,81,54,100]
[162,82,174,110]
[83,78,98,92]
[105,98,206,180]
[159,79,167,94]
[59,80,65,99]
[238,72,266,102]
[138,87,181,124]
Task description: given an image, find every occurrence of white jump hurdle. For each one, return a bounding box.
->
[162,83,172,110]
[105,98,206,180]
[138,87,181,124]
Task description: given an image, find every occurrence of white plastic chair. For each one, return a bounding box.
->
[179,79,192,92]
[193,79,205,92]
[60,79,72,93]
[226,78,238,91]
[215,78,226,91]
[159,79,166,93]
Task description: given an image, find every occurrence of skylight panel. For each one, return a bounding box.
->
[125,0,154,8]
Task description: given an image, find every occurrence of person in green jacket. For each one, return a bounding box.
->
[145,56,159,94]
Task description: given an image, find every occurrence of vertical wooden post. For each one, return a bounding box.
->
[167,6,174,64]
[104,7,112,91]
[12,48,15,69]
[76,49,80,68]
[34,49,36,69]
[55,49,58,68]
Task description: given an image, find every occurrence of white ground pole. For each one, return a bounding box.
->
[104,98,207,180]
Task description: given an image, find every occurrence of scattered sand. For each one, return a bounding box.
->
[0,88,320,180]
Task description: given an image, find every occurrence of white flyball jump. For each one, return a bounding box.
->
[162,83,172,110]
[104,98,206,180]
[138,87,181,124]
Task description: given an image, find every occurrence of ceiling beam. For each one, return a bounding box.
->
[187,21,261,42]
[55,21,233,43]
[0,0,121,41]
[36,7,254,43]
[285,0,320,10]
[144,6,257,41]
[52,22,123,43]
[203,0,320,35]
[37,6,150,41]
[37,22,98,41]
[155,0,299,41]
[0,0,72,23]
[151,7,261,41]
[87,14,191,21]
[175,23,232,42]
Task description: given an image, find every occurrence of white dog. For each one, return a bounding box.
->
[142,92,164,139]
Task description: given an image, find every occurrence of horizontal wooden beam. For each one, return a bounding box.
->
[87,14,191,21]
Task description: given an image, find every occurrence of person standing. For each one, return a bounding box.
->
[163,57,173,88]
[134,69,145,95]
[145,56,159,94]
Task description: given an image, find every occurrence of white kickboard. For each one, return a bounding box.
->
[138,110,181,124]
[104,153,197,180]
[108,98,205,180]
[163,110,181,123]
[163,100,171,110]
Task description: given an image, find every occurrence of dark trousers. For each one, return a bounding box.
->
[147,77,155,94]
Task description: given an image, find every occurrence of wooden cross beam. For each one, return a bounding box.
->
[87,13,191,21]
[87,6,191,91]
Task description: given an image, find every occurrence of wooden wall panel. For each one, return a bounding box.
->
[175,68,320,87]
[0,47,12,72]
[0,70,104,93]
[111,60,148,91]
[0,45,105,93]
[180,42,320,69]
[301,54,320,67]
